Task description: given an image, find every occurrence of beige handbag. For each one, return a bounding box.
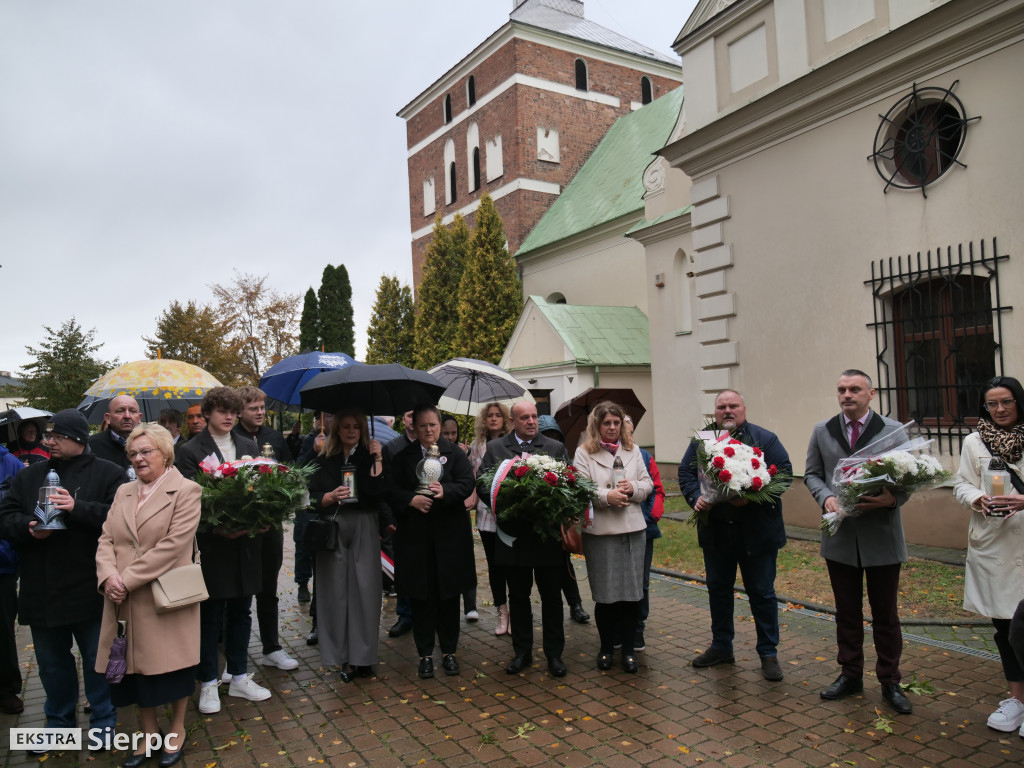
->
[130,528,208,614]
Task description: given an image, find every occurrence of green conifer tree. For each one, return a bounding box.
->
[21,318,115,412]
[414,214,471,369]
[317,264,355,356]
[298,288,319,352]
[365,275,415,367]
[456,193,523,363]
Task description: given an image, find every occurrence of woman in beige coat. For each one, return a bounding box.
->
[96,424,201,768]
[572,401,652,674]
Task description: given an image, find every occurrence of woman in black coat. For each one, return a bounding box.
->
[387,405,475,680]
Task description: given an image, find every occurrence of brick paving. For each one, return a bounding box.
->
[3,530,1022,768]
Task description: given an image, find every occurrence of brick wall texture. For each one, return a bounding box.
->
[403,35,681,291]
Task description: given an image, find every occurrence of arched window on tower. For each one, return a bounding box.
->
[444,139,456,204]
[443,94,452,124]
[467,75,476,107]
[641,76,653,105]
[466,122,480,193]
[575,59,588,91]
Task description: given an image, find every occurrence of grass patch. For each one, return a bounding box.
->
[654,517,975,622]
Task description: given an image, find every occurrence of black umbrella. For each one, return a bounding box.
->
[0,406,52,443]
[299,364,446,421]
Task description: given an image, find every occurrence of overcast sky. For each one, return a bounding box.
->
[0,0,697,377]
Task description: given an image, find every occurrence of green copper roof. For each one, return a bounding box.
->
[516,86,684,257]
[531,296,650,366]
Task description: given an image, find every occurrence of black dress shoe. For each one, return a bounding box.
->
[596,650,613,670]
[297,583,311,603]
[389,618,413,638]
[820,674,864,700]
[547,657,567,677]
[356,665,374,678]
[691,647,734,668]
[882,683,913,714]
[158,748,184,768]
[570,603,590,623]
[505,654,532,674]
[337,668,354,683]
[306,627,318,645]
[417,657,434,679]
[121,753,150,768]
[442,654,460,676]
[622,654,639,673]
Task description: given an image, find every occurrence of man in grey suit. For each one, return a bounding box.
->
[805,369,913,714]
[477,401,571,678]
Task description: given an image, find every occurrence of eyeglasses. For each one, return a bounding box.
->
[984,399,1017,411]
[127,448,158,460]
[43,433,71,442]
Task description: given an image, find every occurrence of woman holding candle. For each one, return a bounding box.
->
[954,376,1024,735]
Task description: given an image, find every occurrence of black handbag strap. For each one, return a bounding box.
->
[980,439,1024,494]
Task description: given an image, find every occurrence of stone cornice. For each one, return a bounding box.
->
[661,0,1024,178]
[398,21,681,121]
[626,209,693,246]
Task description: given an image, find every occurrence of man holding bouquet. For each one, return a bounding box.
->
[679,390,792,681]
[805,369,912,714]
[477,401,571,678]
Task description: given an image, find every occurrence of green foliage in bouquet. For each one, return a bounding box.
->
[195,460,315,536]
[478,455,597,542]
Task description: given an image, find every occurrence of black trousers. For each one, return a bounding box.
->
[506,564,564,659]
[0,574,20,696]
[411,597,460,657]
[256,527,284,654]
[826,559,902,683]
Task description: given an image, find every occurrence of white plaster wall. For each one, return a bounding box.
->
[520,231,650,313]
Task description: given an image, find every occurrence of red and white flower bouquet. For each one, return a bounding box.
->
[690,431,790,527]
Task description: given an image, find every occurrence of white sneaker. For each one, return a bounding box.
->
[198,683,221,714]
[227,673,271,702]
[261,649,299,670]
[987,697,1024,732]
[465,610,479,622]
[220,668,232,684]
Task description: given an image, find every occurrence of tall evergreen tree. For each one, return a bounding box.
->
[414,213,471,369]
[318,264,355,356]
[298,288,319,352]
[456,193,523,363]
[365,275,415,367]
[21,317,115,412]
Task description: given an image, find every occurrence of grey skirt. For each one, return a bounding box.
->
[582,530,645,603]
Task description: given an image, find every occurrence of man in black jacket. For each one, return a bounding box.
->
[477,401,571,678]
[0,409,123,746]
[87,395,141,475]
[678,390,792,682]
[233,386,297,673]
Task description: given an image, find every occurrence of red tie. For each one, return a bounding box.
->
[849,419,861,449]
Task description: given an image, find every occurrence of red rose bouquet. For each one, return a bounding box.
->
[195,456,315,536]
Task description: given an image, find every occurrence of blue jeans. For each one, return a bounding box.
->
[30,619,116,733]
[198,596,253,682]
[703,548,780,658]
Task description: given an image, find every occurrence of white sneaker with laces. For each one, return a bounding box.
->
[261,649,299,670]
[228,673,271,702]
[987,697,1024,732]
[198,683,221,714]
[465,610,479,622]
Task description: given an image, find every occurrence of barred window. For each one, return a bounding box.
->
[868,238,1010,453]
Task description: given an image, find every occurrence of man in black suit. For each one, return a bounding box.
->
[477,401,571,678]
[87,395,142,476]
[233,386,298,673]
[175,387,268,715]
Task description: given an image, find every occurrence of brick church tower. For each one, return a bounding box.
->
[398,0,682,290]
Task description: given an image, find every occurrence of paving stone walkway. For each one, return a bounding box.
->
[3,531,1021,768]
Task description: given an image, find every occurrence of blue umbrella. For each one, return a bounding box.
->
[259,351,359,410]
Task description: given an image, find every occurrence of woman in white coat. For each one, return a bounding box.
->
[572,401,652,674]
[954,376,1024,735]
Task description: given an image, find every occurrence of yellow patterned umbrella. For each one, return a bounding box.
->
[77,359,222,423]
